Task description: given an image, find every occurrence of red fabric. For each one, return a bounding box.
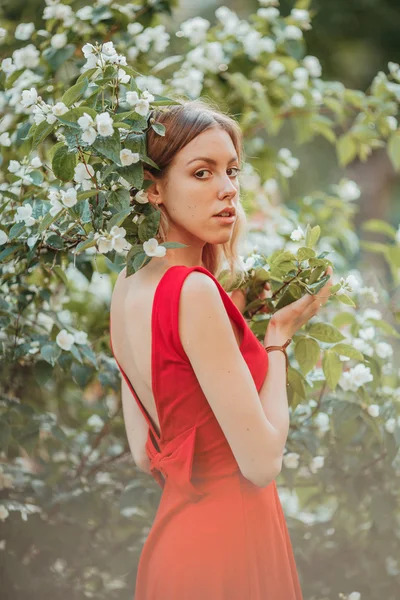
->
[110,265,303,600]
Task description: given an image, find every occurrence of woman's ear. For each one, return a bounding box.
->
[143,169,163,207]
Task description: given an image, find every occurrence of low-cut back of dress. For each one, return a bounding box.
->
[109,265,303,600]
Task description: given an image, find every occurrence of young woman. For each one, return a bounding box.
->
[110,99,333,599]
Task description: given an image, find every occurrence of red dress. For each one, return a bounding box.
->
[110,265,303,600]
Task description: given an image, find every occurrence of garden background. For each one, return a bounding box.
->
[1,1,400,599]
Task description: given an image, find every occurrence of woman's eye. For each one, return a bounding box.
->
[195,167,241,179]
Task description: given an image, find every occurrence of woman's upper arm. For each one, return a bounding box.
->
[120,377,149,468]
[179,272,280,487]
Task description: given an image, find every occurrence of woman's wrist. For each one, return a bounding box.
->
[263,320,292,347]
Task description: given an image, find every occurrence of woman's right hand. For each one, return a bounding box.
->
[264,266,334,343]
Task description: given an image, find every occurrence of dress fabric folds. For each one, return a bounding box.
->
[110,265,303,600]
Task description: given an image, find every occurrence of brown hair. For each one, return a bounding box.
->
[142,97,247,288]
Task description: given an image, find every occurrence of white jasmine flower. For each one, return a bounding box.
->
[290,226,304,242]
[283,452,300,469]
[125,91,139,106]
[56,329,75,351]
[263,178,279,195]
[120,148,140,166]
[290,92,306,107]
[74,331,88,345]
[339,364,373,392]
[95,112,114,137]
[386,116,397,130]
[133,99,150,117]
[76,6,93,20]
[82,43,95,58]
[30,156,42,168]
[110,226,129,253]
[179,17,210,45]
[134,190,149,204]
[74,162,94,184]
[314,412,330,433]
[0,132,11,146]
[0,230,8,245]
[367,404,379,418]
[310,455,325,473]
[61,188,77,208]
[363,308,382,321]
[0,27,7,42]
[290,8,311,28]
[375,342,393,359]
[51,32,68,49]
[127,23,144,36]
[359,326,375,341]
[78,113,94,130]
[267,59,286,79]
[352,338,374,357]
[348,593,361,600]
[16,204,35,226]
[143,237,166,257]
[8,160,21,174]
[257,7,280,20]
[52,102,69,116]
[15,22,35,41]
[337,179,361,201]
[283,25,303,40]
[303,55,322,77]
[12,44,40,69]
[117,68,130,84]
[0,506,9,522]
[87,414,104,430]
[292,67,309,90]
[96,235,113,254]
[384,417,396,434]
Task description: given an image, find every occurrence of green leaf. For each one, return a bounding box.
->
[75,237,97,254]
[62,77,89,107]
[32,121,56,150]
[294,337,320,375]
[297,247,316,261]
[305,225,320,249]
[108,188,130,211]
[337,133,357,166]
[388,132,400,171]
[151,121,166,136]
[71,363,93,388]
[308,322,346,343]
[287,367,307,399]
[42,45,75,71]
[41,343,62,366]
[331,343,364,361]
[362,219,398,240]
[92,128,121,164]
[57,106,97,128]
[52,144,78,181]
[39,209,63,233]
[335,293,356,307]
[138,210,161,242]
[387,246,400,268]
[107,208,132,232]
[322,350,342,390]
[116,162,143,187]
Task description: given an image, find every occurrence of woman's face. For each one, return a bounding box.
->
[146,127,240,247]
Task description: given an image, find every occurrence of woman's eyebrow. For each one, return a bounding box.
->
[186,156,239,166]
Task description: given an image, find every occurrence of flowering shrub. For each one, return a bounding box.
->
[0,1,400,599]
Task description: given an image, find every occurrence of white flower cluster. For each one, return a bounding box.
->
[125,89,154,117]
[276,148,300,178]
[1,44,40,76]
[43,1,75,27]
[336,274,361,295]
[74,162,96,191]
[177,17,210,45]
[81,41,127,74]
[56,328,88,351]
[129,24,170,57]
[336,179,361,201]
[48,188,78,216]
[94,226,130,254]
[7,156,42,187]
[339,364,374,392]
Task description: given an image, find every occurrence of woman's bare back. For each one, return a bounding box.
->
[110,263,243,436]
